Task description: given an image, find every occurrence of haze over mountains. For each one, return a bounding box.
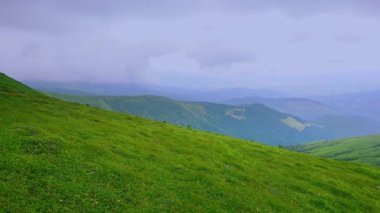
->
[311,91,380,122]
[27,81,380,122]
[26,81,286,102]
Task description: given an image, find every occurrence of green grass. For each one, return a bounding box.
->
[288,135,380,166]
[1,73,380,212]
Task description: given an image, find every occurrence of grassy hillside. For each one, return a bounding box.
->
[1,73,380,212]
[52,93,380,146]
[289,135,380,166]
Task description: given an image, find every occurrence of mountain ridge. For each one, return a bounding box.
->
[225,96,336,120]
[311,91,380,121]
[50,93,380,146]
[25,80,286,102]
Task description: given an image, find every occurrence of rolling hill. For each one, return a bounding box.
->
[1,73,380,211]
[26,80,285,102]
[51,93,380,146]
[224,97,336,120]
[312,91,380,122]
[288,135,380,166]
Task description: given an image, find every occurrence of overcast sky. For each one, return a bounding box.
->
[1,0,380,95]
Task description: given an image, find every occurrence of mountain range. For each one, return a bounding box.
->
[50,93,380,146]
[225,97,336,120]
[311,91,380,122]
[25,81,286,102]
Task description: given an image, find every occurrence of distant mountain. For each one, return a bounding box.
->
[312,115,380,138]
[311,90,380,121]
[25,81,164,96]
[51,93,380,146]
[225,97,336,120]
[288,135,380,166]
[25,81,286,102]
[177,88,286,102]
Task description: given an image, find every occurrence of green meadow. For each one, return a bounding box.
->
[289,135,380,166]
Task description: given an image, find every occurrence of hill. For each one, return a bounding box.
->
[312,115,380,138]
[1,73,380,211]
[26,80,285,102]
[312,91,380,121]
[288,135,380,166]
[225,97,336,120]
[52,93,380,146]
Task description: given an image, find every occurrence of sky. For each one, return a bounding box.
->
[0,0,380,95]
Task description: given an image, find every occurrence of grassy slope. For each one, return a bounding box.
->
[289,135,380,166]
[1,73,380,212]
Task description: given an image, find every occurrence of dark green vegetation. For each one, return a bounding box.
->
[289,135,380,166]
[1,73,380,212]
[52,93,380,146]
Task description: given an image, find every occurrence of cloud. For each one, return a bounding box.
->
[334,33,366,44]
[289,32,310,44]
[0,31,178,82]
[188,43,254,69]
[1,0,380,33]
[0,0,202,33]
[0,0,379,93]
[328,59,346,64]
[218,0,380,18]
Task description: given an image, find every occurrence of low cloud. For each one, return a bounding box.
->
[188,43,254,69]
[289,32,310,44]
[334,33,366,44]
[0,34,178,82]
[0,0,379,92]
[1,1,379,33]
